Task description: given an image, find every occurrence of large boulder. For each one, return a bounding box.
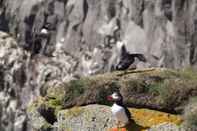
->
[28,104,182,131]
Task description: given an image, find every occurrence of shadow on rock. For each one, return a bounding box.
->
[126,119,146,131]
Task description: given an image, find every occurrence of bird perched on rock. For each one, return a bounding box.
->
[107,92,131,128]
[115,41,146,70]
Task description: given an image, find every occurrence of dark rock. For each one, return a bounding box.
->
[37,104,57,124]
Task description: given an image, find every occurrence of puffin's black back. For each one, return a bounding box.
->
[117,102,132,122]
[122,105,132,122]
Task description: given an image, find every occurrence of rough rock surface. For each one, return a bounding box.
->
[147,123,185,131]
[58,107,182,131]
[0,31,79,131]
[1,0,197,71]
[28,104,182,131]
[57,105,115,131]
[0,32,29,131]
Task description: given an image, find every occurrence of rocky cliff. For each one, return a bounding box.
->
[0,0,197,131]
[1,0,197,70]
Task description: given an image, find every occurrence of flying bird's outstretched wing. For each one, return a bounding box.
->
[130,54,146,62]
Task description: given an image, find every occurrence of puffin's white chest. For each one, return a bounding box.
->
[111,104,129,124]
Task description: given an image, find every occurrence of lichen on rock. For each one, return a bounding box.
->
[57,105,115,131]
[27,97,53,130]
[55,105,182,131]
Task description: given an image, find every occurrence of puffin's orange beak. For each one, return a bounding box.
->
[107,95,113,101]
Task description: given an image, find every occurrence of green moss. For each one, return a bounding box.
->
[47,85,65,101]
[47,99,61,107]
[69,79,86,94]
[64,79,91,102]
[69,79,89,89]
[161,67,197,80]
[46,99,63,115]
[122,79,147,93]
[147,82,165,96]
[145,80,178,106]
[46,85,66,114]
[179,67,197,80]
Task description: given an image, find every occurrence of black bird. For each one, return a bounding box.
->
[115,43,146,70]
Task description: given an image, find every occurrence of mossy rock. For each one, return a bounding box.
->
[27,97,53,130]
[39,68,197,113]
[27,68,197,130]
[27,96,63,130]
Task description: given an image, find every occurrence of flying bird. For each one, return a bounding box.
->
[115,41,146,70]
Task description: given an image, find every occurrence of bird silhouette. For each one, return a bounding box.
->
[115,44,146,70]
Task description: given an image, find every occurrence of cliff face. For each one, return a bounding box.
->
[1,0,197,71]
[0,0,197,131]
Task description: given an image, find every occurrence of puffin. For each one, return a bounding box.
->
[107,92,131,128]
[115,41,146,70]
